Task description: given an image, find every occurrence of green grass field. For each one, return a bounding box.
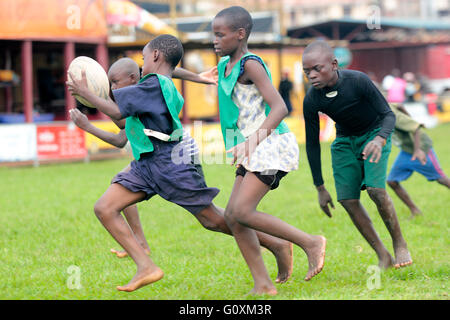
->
[0,124,449,300]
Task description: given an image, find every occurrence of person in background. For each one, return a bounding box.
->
[387,103,450,218]
[278,68,294,115]
[403,72,418,103]
[387,69,406,103]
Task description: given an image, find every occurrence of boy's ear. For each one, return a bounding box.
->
[153,49,160,62]
[130,73,138,84]
[331,58,339,71]
[237,28,247,40]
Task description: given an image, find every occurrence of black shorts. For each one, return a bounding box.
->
[235,165,288,190]
[112,140,218,215]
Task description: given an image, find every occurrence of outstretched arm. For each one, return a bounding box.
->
[173,66,218,85]
[69,108,128,148]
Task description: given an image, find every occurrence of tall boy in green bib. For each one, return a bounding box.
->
[212,6,327,296]
[217,51,290,151]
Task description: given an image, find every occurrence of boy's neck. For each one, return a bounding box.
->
[144,65,173,79]
[142,70,172,79]
[229,44,249,64]
[325,70,339,89]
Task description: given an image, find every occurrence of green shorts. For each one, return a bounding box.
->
[331,128,392,200]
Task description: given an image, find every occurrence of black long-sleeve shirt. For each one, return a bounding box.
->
[303,69,395,187]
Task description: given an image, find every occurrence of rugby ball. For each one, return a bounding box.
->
[67,56,110,108]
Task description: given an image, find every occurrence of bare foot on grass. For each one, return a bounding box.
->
[408,208,422,220]
[110,248,151,258]
[248,285,278,296]
[378,252,395,269]
[116,266,164,292]
[275,242,294,284]
[394,246,413,269]
[304,236,326,281]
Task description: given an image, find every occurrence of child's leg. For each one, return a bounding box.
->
[339,198,394,269]
[223,175,294,283]
[366,187,412,268]
[363,136,412,268]
[437,176,450,188]
[94,183,163,291]
[110,204,152,258]
[224,173,326,294]
[195,201,294,284]
[387,180,422,217]
[110,164,151,258]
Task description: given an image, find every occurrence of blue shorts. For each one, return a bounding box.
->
[387,149,445,182]
[112,139,219,215]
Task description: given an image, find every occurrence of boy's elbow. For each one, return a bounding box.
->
[117,140,127,148]
[110,139,126,148]
[111,111,123,121]
[279,103,289,117]
[114,121,125,129]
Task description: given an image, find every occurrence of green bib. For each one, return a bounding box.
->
[217,52,290,150]
[125,73,184,160]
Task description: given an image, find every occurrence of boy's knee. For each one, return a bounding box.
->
[338,198,359,208]
[199,215,221,232]
[224,206,246,225]
[367,187,389,205]
[437,176,450,188]
[223,207,235,224]
[196,207,225,232]
[227,206,253,226]
[200,219,220,232]
[387,180,399,189]
[94,201,110,220]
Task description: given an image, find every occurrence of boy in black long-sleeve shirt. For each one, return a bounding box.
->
[302,40,412,269]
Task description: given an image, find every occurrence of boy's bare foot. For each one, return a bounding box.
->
[116,266,164,292]
[110,249,129,258]
[304,236,326,281]
[394,246,413,268]
[408,208,422,220]
[110,248,151,258]
[275,242,294,284]
[248,285,277,296]
[378,253,394,269]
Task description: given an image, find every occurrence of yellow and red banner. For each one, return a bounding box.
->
[0,0,107,41]
[107,0,178,38]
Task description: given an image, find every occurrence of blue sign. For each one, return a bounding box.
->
[334,47,352,68]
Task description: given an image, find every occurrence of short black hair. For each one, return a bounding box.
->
[147,34,184,69]
[108,57,140,79]
[215,6,253,39]
[303,40,335,59]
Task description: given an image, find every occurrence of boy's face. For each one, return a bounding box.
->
[212,16,244,57]
[302,51,338,89]
[108,69,137,90]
